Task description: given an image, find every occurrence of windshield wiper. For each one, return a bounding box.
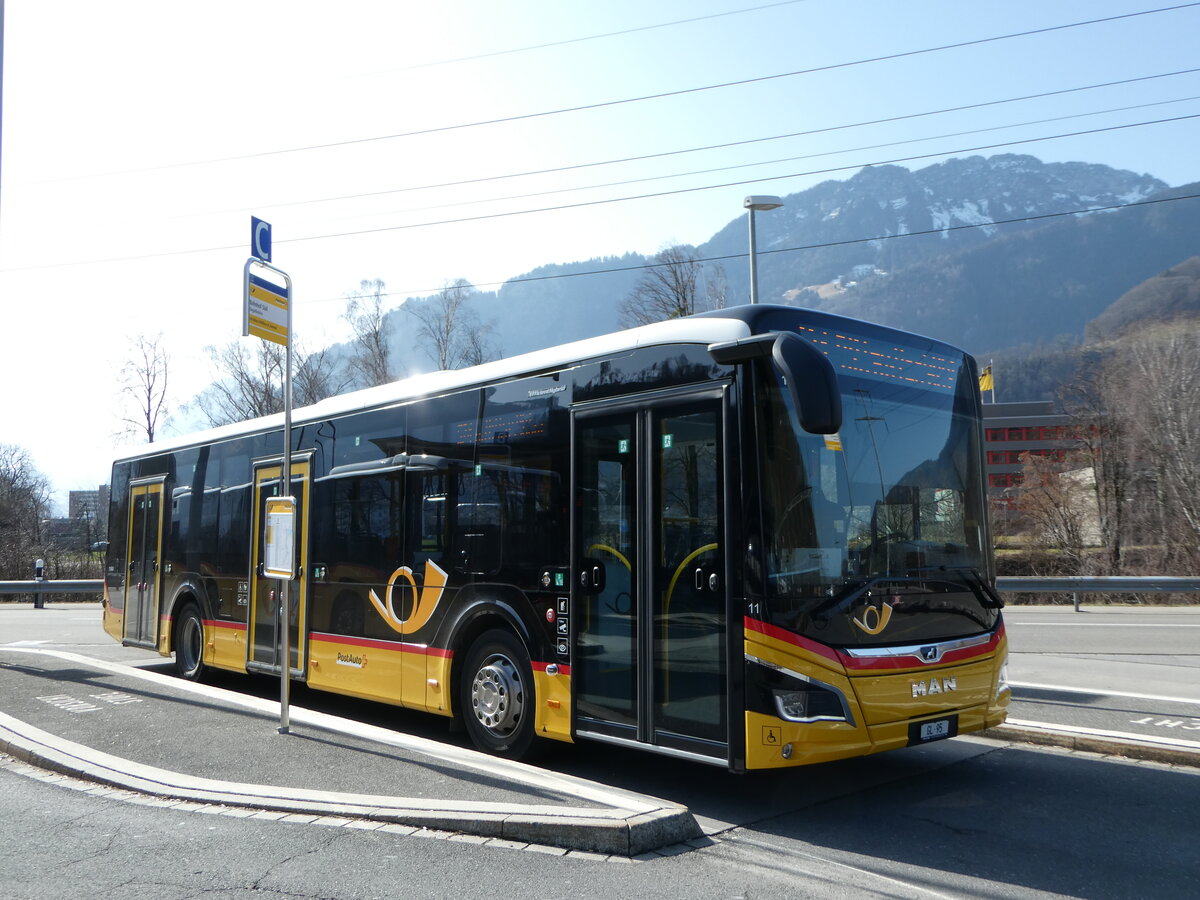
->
[907,565,1005,609]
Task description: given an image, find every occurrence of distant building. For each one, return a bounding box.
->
[982,401,1081,505]
[68,486,109,522]
[49,484,111,549]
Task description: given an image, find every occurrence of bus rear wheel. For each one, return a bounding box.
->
[460,629,535,759]
[173,603,206,681]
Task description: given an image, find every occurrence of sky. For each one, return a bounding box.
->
[3,0,1200,513]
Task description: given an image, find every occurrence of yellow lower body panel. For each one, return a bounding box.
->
[743,626,1009,770]
[532,667,573,744]
[207,620,247,671]
[305,634,454,719]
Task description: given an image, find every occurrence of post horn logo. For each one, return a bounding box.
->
[367,559,448,635]
[852,599,895,635]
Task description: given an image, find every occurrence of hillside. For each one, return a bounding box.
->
[1086,255,1200,342]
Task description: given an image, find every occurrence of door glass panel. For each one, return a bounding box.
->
[250,478,282,666]
[574,415,638,728]
[653,407,725,743]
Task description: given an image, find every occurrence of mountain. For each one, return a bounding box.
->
[814,181,1200,353]
[467,154,1180,360]
[1086,255,1200,342]
[699,154,1167,314]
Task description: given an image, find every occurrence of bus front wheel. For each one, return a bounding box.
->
[460,629,535,759]
[173,603,206,681]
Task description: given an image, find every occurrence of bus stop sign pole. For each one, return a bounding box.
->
[244,217,295,734]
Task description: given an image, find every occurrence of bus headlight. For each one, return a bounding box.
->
[748,655,856,726]
[772,683,851,723]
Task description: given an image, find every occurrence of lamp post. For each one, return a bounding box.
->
[744,195,783,305]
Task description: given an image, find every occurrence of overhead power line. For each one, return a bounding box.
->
[198,67,1200,218]
[23,2,1200,184]
[336,190,1200,302]
[365,0,813,73]
[338,97,1200,220]
[274,112,1200,246]
[5,111,1196,274]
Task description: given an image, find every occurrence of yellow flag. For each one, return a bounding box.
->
[978,365,994,392]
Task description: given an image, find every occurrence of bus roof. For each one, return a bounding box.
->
[113,310,753,463]
[113,304,971,463]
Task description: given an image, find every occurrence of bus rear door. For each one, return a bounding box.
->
[122,478,166,649]
[247,458,312,678]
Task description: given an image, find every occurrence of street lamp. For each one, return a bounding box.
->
[744,195,783,305]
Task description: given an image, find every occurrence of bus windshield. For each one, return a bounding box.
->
[755,330,999,645]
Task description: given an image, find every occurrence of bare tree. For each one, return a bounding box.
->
[1009,451,1091,575]
[342,278,396,387]
[619,245,726,328]
[1060,350,1132,574]
[0,444,51,579]
[192,337,350,427]
[118,333,170,442]
[1119,324,1200,571]
[294,341,353,407]
[408,279,498,370]
[193,340,284,427]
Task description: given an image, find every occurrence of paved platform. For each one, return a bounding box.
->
[0,647,699,856]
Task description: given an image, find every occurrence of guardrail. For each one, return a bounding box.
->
[996,576,1200,611]
[0,580,104,609]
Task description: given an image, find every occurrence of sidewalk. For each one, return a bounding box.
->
[0,647,699,856]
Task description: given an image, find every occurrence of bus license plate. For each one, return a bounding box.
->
[909,715,958,745]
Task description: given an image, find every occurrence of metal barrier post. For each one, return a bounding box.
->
[1073,591,1080,612]
[33,558,45,610]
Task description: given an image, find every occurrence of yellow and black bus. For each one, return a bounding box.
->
[103,304,1009,770]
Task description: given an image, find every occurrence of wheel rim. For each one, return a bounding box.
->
[470,653,524,736]
[179,615,202,673]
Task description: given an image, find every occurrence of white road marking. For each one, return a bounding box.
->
[1010,681,1200,706]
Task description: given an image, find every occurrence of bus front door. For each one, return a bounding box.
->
[573,389,728,763]
[123,479,165,648]
[247,459,311,677]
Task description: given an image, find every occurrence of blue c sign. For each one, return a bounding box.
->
[251,216,272,262]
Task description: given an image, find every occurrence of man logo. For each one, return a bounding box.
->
[911,677,957,698]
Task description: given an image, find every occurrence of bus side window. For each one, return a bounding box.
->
[454,470,501,576]
[411,472,447,570]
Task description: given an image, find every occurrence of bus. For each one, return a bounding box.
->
[103,304,1009,770]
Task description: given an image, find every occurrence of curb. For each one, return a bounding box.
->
[0,713,699,856]
[0,649,702,856]
[982,723,1200,768]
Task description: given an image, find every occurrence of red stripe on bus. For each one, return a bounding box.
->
[746,616,1005,671]
[309,631,453,658]
[202,619,247,631]
[744,616,842,665]
[837,624,1005,671]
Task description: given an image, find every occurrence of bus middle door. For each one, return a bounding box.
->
[572,388,729,764]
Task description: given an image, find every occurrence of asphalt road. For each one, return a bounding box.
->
[1002,605,1200,752]
[2,602,1199,899]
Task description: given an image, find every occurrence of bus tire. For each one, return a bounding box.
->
[173,602,206,681]
[460,628,535,759]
